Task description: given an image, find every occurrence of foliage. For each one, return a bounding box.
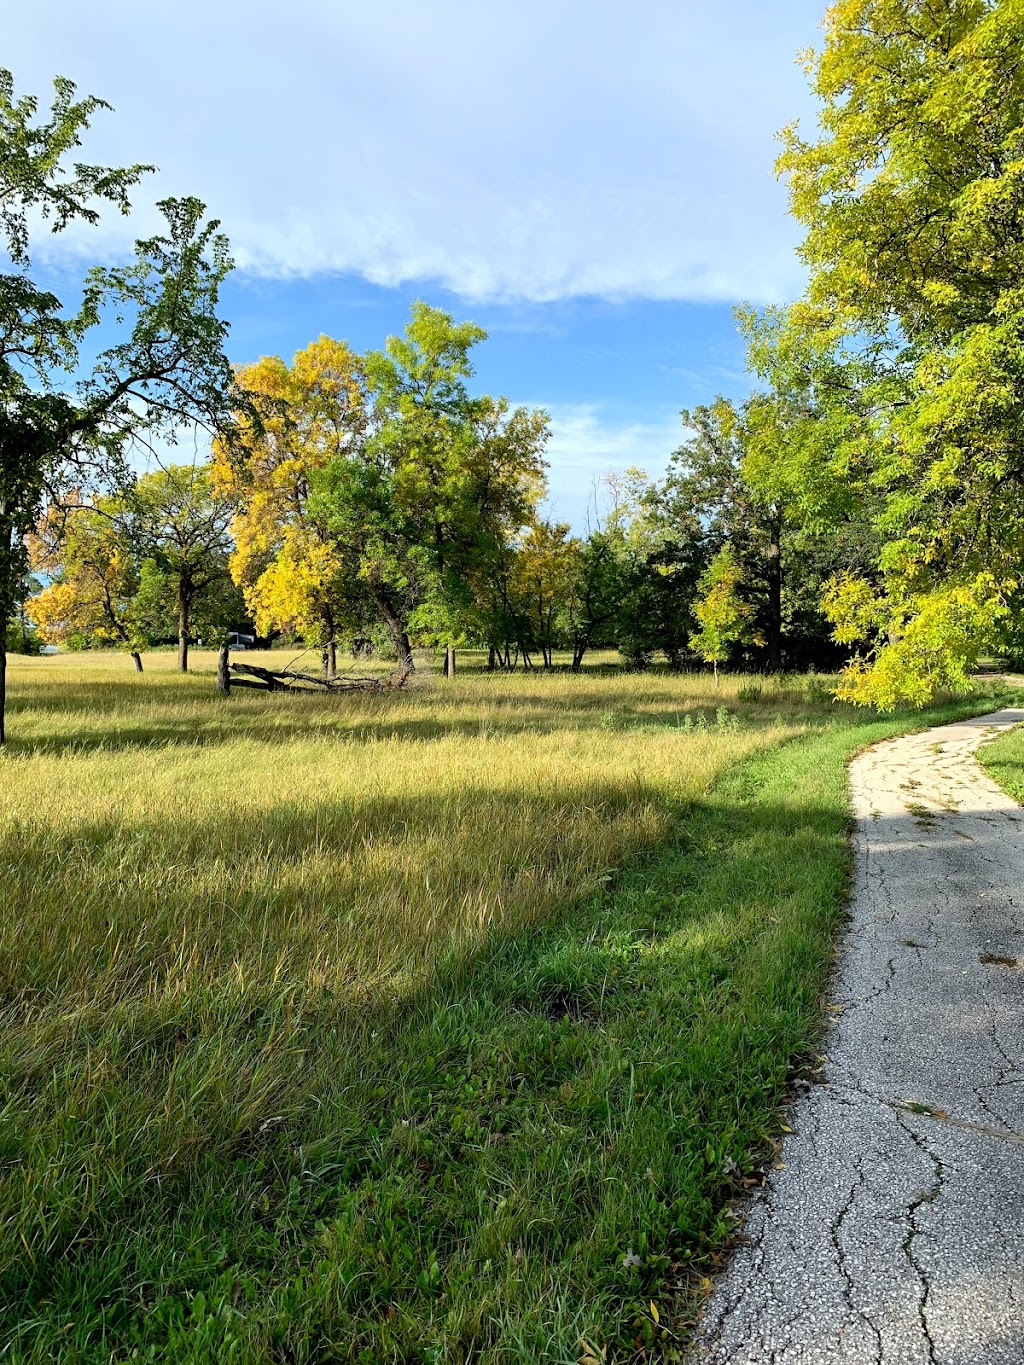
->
[27,499,149,660]
[608,473,705,672]
[312,303,549,670]
[130,464,240,670]
[214,338,368,673]
[826,572,1006,708]
[2,571,43,655]
[690,547,756,677]
[661,394,871,673]
[564,529,629,671]
[0,66,238,737]
[26,470,244,667]
[508,519,581,667]
[764,0,1024,704]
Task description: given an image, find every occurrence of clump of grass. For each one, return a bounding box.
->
[0,650,1011,1362]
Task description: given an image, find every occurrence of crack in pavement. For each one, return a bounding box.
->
[691,708,1024,1364]
[830,1153,884,1362]
[896,1111,944,1365]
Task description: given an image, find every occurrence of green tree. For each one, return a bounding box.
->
[130,465,239,671]
[770,0,1024,703]
[600,469,705,671]
[0,68,238,739]
[313,302,548,675]
[6,572,42,655]
[562,530,627,672]
[509,520,579,668]
[661,398,848,671]
[690,547,756,685]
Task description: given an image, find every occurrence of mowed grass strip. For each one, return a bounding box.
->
[976,713,1024,803]
[0,653,1012,1362]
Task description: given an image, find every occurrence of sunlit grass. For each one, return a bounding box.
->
[4,650,797,1008]
[0,650,1012,1362]
[976,716,1024,802]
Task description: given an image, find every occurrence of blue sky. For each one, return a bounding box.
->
[7,0,825,526]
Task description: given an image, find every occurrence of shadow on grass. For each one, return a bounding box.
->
[3,693,853,759]
[0,763,847,1343]
[0,693,1015,1363]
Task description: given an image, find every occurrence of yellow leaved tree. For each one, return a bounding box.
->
[213,337,367,677]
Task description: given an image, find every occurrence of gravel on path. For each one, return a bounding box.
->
[693,708,1024,1365]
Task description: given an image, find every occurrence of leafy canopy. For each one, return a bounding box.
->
[747,0,1024,704]
[0,67,240,730]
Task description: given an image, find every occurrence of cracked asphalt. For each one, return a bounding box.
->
[693,708,1024,1364]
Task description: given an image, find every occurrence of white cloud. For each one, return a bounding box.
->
[6,0,822,304]
[537,403,682,527]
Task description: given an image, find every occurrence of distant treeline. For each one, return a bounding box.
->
[23,308,865,677]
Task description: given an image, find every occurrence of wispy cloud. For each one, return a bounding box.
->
[536,403,682,527]
[8,0,822,304]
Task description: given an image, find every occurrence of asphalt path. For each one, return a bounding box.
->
[693,708,1024,1364]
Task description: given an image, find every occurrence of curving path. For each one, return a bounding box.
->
[694,708,1024,1365]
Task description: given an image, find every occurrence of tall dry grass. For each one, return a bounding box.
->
[2,650,796,1011]
[0,648,844,1361]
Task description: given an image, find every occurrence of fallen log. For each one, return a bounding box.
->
[227,661,412,694]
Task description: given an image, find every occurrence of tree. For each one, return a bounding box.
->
[6,571,42,655]
[770,0,1024,703]
[660,400,796,670]
[312,303,548,675]
[510,520,579,668]
[563,530,627,672]
[600,468,705,671]
[690,547,756,685]
[130,465,238,671]
[27,498,150,667]
[213,337,368,678]
[0,68,238,740]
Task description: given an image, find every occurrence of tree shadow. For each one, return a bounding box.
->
[8,716,1018,1360]
[3,685,840,758]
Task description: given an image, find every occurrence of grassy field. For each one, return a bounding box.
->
[0,650,1012,1363]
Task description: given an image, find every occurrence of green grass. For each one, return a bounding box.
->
[0,650,1013,1362]
[976,714,1024,802]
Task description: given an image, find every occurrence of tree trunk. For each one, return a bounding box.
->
[0,626,6,747]
[370,586,415,676]
[177,598,190,673]
[766,520,783,672]
[444,645,456,678]
[487,645,496,671]
[131,651,143,672]
[217,641,231,694]
[326,639,337,680]
[396,630,414,676]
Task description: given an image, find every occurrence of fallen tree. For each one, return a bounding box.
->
[217,648,412,695]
